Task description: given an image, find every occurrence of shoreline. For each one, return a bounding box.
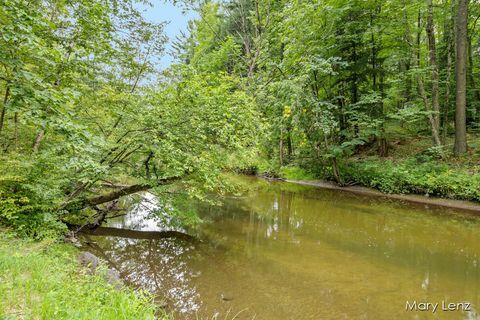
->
[284,179,480,214]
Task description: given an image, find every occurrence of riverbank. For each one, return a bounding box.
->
[270,136,480,205]
[0,231,164,320]
[285,179,480,214]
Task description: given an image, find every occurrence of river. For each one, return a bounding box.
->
[83,176,480,319]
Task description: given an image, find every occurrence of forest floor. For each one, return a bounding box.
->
[360,133,480,168]
[0,230,163,320]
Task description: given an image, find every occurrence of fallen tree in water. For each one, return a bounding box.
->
[74,225,198,242]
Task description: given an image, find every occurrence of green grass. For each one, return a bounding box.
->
[0,231,166,320]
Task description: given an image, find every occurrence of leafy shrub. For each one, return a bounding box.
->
[0,176,66,239]
[333,159,480,201]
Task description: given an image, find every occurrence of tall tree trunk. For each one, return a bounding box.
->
[402,0,413,105]
[442,0,456,144]
[415,8,441,146]
[371,12,377,92]
[378,72,388,157]
[416,10,422,65]
[426,0,441,144]
[418,76,442,146]
[443,40,453,144]
[454,0,468,155]
[371,10,388,157]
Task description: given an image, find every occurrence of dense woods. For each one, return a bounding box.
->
[1,0,480,237]
[175,0,479,159]
[173,0,480,197]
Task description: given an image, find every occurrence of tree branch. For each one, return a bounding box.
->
[64,175,183,211]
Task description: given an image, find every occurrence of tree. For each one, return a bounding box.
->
[454,0,468,155]
[426,0,441,146]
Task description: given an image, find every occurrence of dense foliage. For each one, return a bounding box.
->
[173,0,479,191]
[0,0,259,237]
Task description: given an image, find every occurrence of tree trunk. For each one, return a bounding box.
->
[402,0,413,105]
[378,73,388,157]
[467,36,480,122]
[418,75,442,146]
[443,40,452,144]
[416,10,422,65]
[415,8,441,146]
[32,129,45,153]
[64,175,182,211]
[279,123,284,166]
[83,184,151,207]
[442,0,456,144]
[332,158,343,186]
[454,0,468,155]
[426,0,441,143]
[286,125,293,158]
[0,86,10,137]
[14,112,18,150]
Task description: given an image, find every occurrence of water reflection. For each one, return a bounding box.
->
[85,235,203,315]
[85,177,480,319]
[111,192,161,231]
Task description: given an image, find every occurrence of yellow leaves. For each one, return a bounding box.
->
[283,105,291,118]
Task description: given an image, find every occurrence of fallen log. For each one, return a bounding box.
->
[75,225,198,242]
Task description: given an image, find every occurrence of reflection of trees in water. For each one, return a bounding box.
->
[109,192,189,232]
[197,190,305,245]
[85,181,480,318]
[199,186,480,284]
[86,236,203,315]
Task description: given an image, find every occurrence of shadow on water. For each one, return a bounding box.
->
[82,176,480,320]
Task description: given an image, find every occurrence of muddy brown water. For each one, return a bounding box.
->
[83,176,480,319]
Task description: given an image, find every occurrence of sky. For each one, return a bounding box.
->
[136,1,197,69]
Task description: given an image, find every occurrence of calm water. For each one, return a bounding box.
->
[84,177,480,319]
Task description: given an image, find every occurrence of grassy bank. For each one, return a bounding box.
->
[273,136,480,202]
[0,232,163,320]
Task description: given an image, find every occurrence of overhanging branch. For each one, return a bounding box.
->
[64,175,182,211]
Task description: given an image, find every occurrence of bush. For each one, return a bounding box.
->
[0,176,66,239]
